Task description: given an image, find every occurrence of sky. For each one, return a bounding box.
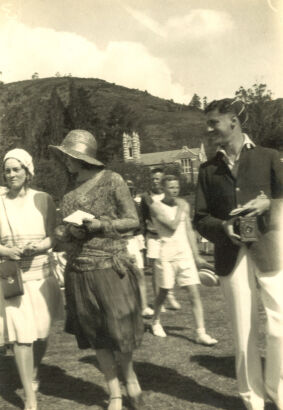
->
[0,0,282,104]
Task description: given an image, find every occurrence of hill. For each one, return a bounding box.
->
[0,77,206,158]
[0,77,282,199]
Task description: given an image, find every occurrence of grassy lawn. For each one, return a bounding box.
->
[0,267,272,410]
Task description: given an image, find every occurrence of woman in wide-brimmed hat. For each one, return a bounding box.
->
[49,130,144,410]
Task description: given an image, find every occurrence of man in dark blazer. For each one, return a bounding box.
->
[194,98,283,410]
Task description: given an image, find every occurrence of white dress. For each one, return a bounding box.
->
[0,189,63,344]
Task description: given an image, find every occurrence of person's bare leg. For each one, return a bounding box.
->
[148,258,157,298]
[185,285,218,345]
[167,288,181,310]
[118,351,141,396]
[151,288,169,337]
[138,269,153,316]
[96,348,122,410]
[117,351,143,408]
[33,338,48,388]
[186,285,205,329]
[13,343,36,409]
[153,288,168,323]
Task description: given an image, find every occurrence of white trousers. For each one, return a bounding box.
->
[220,247,283,410]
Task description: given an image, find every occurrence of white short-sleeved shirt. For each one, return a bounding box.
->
[152,201,194,261]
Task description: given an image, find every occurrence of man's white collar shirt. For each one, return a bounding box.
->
[218,133,255,178]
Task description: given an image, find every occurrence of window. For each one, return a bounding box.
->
[181,158,190,173]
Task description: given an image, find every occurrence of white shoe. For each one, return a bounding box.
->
[160,305,167,313]
[142,307,154,317]
[151,322,167,337]
[195,333,218,346]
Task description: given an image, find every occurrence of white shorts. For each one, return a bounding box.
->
[146,234,161,259]
[155,258,200,289]
[127,237,144,269]
[135,234,145,251]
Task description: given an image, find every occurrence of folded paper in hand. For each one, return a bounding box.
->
[63,210,95,226]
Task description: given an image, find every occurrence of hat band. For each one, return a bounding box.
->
[61,142,97,158]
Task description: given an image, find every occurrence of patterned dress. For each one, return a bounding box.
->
[60,170,144,352]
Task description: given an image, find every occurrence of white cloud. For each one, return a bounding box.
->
[99,41,189,102]
[0,19,190,103]
[167,9,235,40]
[122,6,234,40]
[122,4,166,38]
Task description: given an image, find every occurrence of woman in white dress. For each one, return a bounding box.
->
[0,149,63,410]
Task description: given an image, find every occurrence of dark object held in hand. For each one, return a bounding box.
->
[235,216,259,242]
[0,261,24,299]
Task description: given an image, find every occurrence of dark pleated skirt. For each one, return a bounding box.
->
[64,262,144,353]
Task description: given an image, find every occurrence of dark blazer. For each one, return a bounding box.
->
[194,145,283,276]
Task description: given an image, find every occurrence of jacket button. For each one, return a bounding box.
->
[236,187,240,191]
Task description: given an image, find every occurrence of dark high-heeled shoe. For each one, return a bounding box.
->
[127,392,145,410]
[126,381,145,410]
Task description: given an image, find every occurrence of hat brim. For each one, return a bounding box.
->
[49,145,104,167]
[198,268,220,287]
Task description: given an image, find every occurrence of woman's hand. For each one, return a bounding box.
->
[69,225,86,240]
[22,243,39,257]
[82,218,102,233]
[5,246,22,260]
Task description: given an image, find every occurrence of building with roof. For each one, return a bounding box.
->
[122,132,207,183]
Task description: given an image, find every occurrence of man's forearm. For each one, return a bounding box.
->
[194,214,227,244]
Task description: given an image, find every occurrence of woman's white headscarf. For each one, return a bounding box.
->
[3,148,34,176]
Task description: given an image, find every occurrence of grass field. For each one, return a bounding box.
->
[0,266,275,410]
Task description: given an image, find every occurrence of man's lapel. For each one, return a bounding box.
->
[214,152,235,183]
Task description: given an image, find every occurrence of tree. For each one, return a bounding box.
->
[189,94,201,109]
[202,96,208,110]
[107,159,151,194]
[99,102,142,164]
[65,80,102,142]
[31,72,39,80]
[235,83,272,104]
[234,83,282,149]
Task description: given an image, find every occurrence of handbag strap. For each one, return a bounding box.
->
[1,195,17,247]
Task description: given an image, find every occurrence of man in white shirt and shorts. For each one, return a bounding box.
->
[149,174,218,345]
[140,168,181,310]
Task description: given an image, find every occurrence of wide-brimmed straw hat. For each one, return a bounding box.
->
[49,129,104,167]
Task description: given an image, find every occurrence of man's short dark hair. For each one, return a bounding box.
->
[205,98,248,125]
[151,167,164,175]
[161,174,179,187]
